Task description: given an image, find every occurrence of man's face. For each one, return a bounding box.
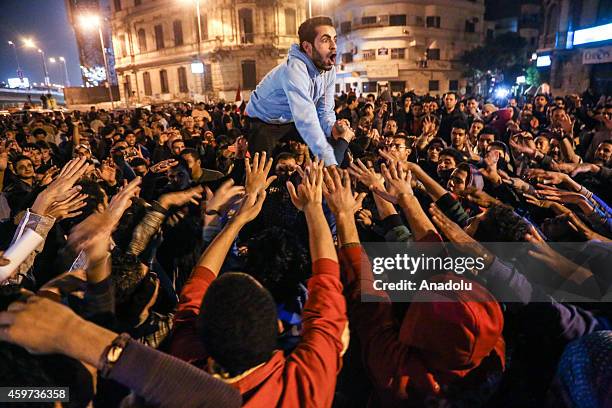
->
[447,168,468,194]
[181,153,200,171]
[523,103,533,113]
[555,99,565,109]
[470,121,484,137]
[451,127,467,148]
[535,96,547,107]
[289,140,308,154]
[427,143,443,162]
[404,97,412,110]
[478,134,495,153]
[75,146,91,159]
[305,25,337,71]
[384,120,398,135]
[509,98,518,107]
[125,133,136,146]
[595,142,612,165]
[172,141,185,155]
[483,106,495,118]
[390,137,409,161]
[467,99,478,112]
[444,94,457,111]
[184,117,195,128]
[535,136,550,155]
[133,164,148,177]
[275,157,297,177]
[412,105,422,116]
[15,159,34,179]
[437,155,456,173]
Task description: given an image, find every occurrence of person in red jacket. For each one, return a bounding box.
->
[324,162,505,406]
[169,153,349,407]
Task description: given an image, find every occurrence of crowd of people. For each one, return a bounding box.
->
[0,86,611,407]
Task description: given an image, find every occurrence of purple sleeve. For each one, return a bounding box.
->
[108,339,241,408]
[482,257,605,343]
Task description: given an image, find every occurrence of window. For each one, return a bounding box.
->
[362,81,377,92]
[137,29,147,52]
[429,80,439,91]
[389,14,407,26]
[449,80,459,91]
[135,0,142,5]
[390,81,405,92]
[159,70,169,93]
[119,34,127,57]
[335,83,340,93]
[154,24,165,49]
[465,20,475,32]
[362,49,375,60]
[203,63,212,91]
[426,48,440,60]
[361,16,377,25]
[123,75,132,98]
[391,48,405,59]
[173,20,184,46]
[340,21,351,33]
[178,67,188,92]
[239,9,254,44]
[143,72,152,95]
[341,53,353,63]
[114,0,122,11]
[426,16,440,28]
[242,60,257,90]
[195,14,208,41]
[285,9,296,35]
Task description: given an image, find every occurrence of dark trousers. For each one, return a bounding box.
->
[247,118,303,157]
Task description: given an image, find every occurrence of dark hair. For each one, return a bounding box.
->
[180,147,200,162]
[199,273,278,376]
[347,95,357,105]
[451,120,469,131]
[475,204,532,242]
[245,227,310,304]
[32,128,47,138]
[439,148,466,164]
[479,127,498,138]
[298,16,334,52]
[130,157,148,167]
[274,152,296,163]
[426,137,447,151]
[35,140,51,150]
[12,155,33,167]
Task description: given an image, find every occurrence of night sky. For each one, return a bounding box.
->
[0,0,82,87]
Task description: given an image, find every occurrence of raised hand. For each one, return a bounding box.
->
[97,157,117,186]
[233,190,267,225]
[105,177,142,228]
[245,152,276,194]
[535,185,592,213]
[348,159,384,190]
[372,161,413,204]
[322,167,366,217]
[479,150,502,184]
[286,159,324,211]
[46,190,88,220]
[458,187,502,208]
[203,179,245,216]
[0,140,8,172]
[523,193,569,215]
[159,185,203,209]
[150,159,178,174]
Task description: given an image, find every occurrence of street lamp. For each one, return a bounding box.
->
[23,39,51,92]
[78,14,114,108]
[182,0,205,97]
[7,41,25,82]
[49,57,70,87]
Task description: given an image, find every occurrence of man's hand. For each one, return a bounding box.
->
[96,158,117,186]
[458,188,502,208]
[150,159,178,174]
[245,152,276,194]
[232,190,267,225]
[322,167,366,218]
[106,177,142,225]
[332,119,355,143]
[287,159,324,211]
[348,159,384,191]
[0,296,81,355]
[45,190,88,220]
[372,161,413,204]
[203,179,245,216]
[159,185,203,210]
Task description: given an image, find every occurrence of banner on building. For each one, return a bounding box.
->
[583,46,612,65]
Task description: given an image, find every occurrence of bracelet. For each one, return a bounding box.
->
[150,201,169,216]
[99,333,131,378]
[204,208,221,216]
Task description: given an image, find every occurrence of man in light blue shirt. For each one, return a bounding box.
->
[246,16,351,166]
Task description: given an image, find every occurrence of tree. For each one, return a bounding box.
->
[461,32,529,93]
[525,66,540,87]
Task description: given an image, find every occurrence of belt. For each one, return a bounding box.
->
[248,117,293,127]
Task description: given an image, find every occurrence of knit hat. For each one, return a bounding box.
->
[555,330,612,408]
[398,274,505,395]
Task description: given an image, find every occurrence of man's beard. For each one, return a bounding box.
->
[312,47,334,71]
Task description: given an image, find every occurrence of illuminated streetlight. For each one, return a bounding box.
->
[49,57,57,63]
[78,14,114,108]
[23,39,50,91]
[7,40,24,81]
[23,38,36,49]
[49,56,71,87]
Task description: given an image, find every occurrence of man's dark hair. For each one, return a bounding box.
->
[180,147,200,162]
[347,95,357,105]
[298,16,334,52]
[171,138,185,148]
[479,127,498,138]
[130,157,148,168]
[274,152,296,163]
[12,155,33,167]
[439,148,467,164]
[475,204,533,242]
[32,128,47,138]
[451,120,469,131]
[199,273,278,376]
[246,227,310,305]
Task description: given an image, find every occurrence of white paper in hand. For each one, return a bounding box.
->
[0,228,44,282]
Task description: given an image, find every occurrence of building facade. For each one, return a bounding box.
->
[537,0,611,95]
[66,0,118,87]
[109,0,306,105]
[332,0,486,96]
